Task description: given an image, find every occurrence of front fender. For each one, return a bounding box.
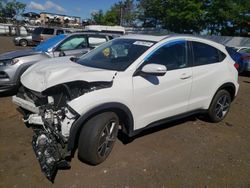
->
[67,102,134,150]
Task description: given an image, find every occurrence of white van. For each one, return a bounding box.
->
[84,25,125,35]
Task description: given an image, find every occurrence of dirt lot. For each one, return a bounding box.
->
[0,36,250,188]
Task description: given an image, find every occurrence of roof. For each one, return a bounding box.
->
[121,34,226,47]
[120,34,168,42]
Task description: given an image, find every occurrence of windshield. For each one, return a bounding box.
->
[77,38,154,71]
[34,34,67,52]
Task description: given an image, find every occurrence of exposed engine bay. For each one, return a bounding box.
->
[12,81,112,181]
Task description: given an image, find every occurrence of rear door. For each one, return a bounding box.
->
[188,41,226,111]
[32,27,43,42]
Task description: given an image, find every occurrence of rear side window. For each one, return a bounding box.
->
[88,37,107,48]
[56,30,64,35]
[192,42,225,66]
[33,27,43,34]
[42,28,54,35]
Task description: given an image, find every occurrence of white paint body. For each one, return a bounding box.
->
[20,35,239,132]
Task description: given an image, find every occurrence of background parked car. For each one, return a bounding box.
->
[236,47,250,73]
[13,35,34,47]
[0,32,115,93]
[228,46,250,73]
[32,27,71,44]
[226,46,243,72]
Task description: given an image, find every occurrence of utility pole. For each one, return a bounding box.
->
[119,1,123,26]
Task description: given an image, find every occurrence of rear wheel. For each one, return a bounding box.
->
[19,39,28,47]
[207,90,231,122]
[78,112,119,165]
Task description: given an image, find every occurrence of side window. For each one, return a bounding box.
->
[56,30,64,35]
[192,41,223,66]
[57,35,87,51]
[88,37,107,48]
[145,41,188,71]
[42,28,54,35]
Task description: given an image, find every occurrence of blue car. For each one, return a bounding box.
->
[226,46,244,73]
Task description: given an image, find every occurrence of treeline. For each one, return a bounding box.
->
[91,0,250,36]
[0,0,26,22]
[0,0,249,36]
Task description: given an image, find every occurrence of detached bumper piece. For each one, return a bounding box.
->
[32,131,70,182]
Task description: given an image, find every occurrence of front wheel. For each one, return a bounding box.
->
[78,112,119,165]
[207,90,231,122]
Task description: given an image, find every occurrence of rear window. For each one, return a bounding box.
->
[56,30,64,35]
[33,27,43,34]
[239,48,250,54]
[42,28,54,35]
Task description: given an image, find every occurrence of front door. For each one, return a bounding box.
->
[132,40,193,130]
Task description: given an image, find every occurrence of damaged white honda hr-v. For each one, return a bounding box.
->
[13,34,239,180]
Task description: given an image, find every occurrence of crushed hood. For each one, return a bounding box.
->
[21,56,117,92]
[0,49,40,60]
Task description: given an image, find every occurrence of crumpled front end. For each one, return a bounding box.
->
[12,80,112,181]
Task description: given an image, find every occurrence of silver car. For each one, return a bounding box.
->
[13,35,34,47]
[0,32,114,93]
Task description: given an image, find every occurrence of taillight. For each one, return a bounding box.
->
[234,63,240,70]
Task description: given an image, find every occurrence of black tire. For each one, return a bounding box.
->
[78,112,119,165]
[207,90,231,123]
[19,39,28,47]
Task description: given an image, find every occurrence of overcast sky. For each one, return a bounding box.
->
[18,0,120,19]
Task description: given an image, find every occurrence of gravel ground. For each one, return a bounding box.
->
[0,36,250,188]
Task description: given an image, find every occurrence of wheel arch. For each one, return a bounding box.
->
[216,82,236,101]
[67,102,134,151]
[209,82,236,109]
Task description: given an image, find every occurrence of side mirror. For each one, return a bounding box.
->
[140,64,167,76]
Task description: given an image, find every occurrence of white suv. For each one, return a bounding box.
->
[13,34,239,180]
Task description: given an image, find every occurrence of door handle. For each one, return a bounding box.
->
[180,73,192,80]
